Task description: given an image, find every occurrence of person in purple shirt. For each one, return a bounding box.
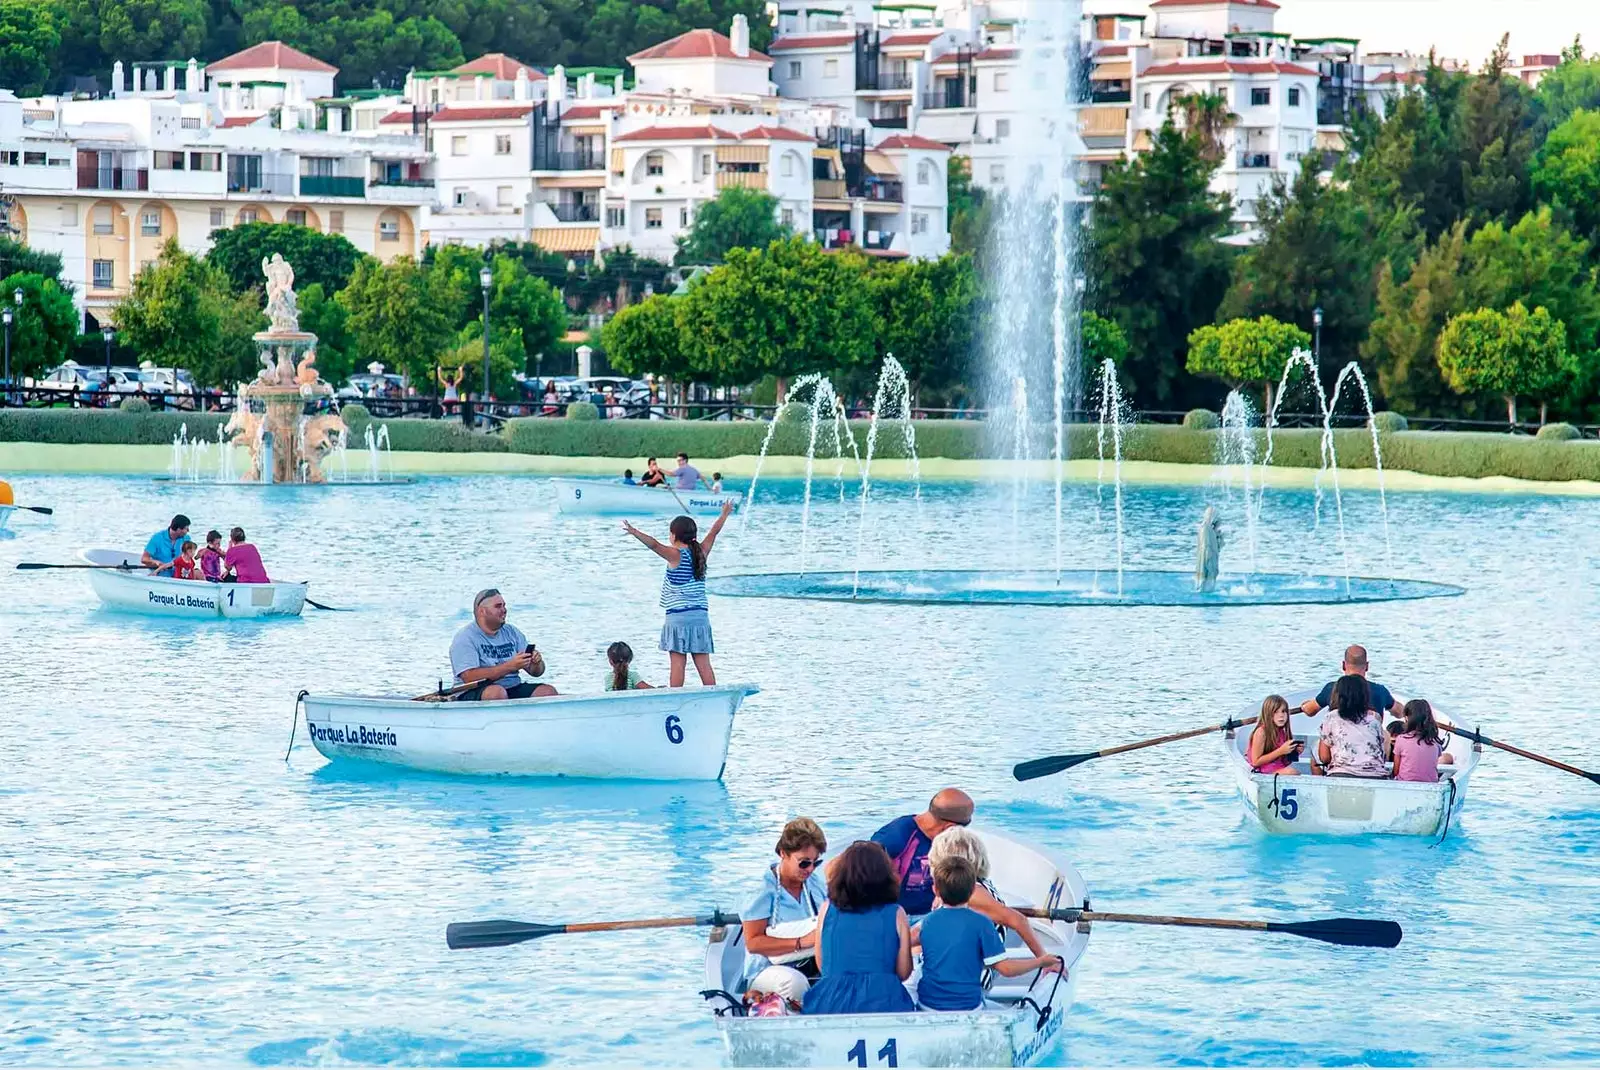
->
[667,452,710,491]
[868,788,974,916]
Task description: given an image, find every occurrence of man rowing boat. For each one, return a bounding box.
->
[450,588,558,701]
[141,514,191,577]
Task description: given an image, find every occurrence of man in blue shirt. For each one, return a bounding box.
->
[1301,644,1405,718]
[141,514,191,576]
[869,788,974,916]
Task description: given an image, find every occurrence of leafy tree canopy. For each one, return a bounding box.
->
[0,271,78,381]
[205,222,367,297]
[0,0,64,96]
[675,186,790,266]
[1436,302,1574,423]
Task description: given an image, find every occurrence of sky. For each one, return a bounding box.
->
[1277,0,1600,63]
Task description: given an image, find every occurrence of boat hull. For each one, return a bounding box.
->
[301,684,757,779]
[0,505,12,529]
[78,549,307,619]
[1224,691,1478,837]
[704,829,1088,1067]
[552,478,741,516]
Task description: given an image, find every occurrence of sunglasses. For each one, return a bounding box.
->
[796,857,824,870]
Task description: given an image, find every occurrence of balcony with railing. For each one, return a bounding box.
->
[298,175,365,198]
[861,231,896,251]
[814,228,856,250]
[869,115,908,130]
[864,70,913,92]
[532,148,606,172]
[78,165,148,191]
[864,179,903,202]
[813,178,847,200]
[921,85,972,109]
[227,171,295,195]
[548,202,599,222]
[715,169,767,190]
[1236,152,1276,170]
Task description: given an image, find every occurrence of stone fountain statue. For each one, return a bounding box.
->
[1195,505,1225,593]
[224,254,346,483]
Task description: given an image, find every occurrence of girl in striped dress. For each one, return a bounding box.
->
[623,499,733,686]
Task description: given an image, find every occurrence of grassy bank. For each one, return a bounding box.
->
[7,409,1600,485]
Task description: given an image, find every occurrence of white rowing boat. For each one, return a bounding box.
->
[702,829,1089,1067]
[78,548,308,619]
[300,683,759,779]
[1222,691,1480,837]
[551,477,741,516]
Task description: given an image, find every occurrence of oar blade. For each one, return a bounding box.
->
[446,919,564,950]
[15,562,57,570]
[1013,752,1097,781]
[1267,917,1402,949]
[22,506,54,515]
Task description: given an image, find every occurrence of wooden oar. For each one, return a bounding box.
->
[1014,715,1260,781]
[446,911,743,950]
[1444,723,1599,786]
[1019,907,1401,949]
[15,561,134,571]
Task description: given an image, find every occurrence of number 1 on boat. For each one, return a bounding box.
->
[845,1038,898,1067]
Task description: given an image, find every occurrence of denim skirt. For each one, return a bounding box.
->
[660,608,714,654]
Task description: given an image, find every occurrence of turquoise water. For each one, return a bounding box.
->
[2,473,1597,1065]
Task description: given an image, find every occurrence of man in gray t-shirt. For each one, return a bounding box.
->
[449,589,558,701]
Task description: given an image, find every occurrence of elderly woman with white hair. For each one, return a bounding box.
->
[920,826,1048,958]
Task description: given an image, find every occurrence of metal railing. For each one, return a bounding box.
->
[227,171,295,194]
[532,149,606,171]
[548,202,599,222]
[299,174,365,198]
[865,180,904,202]
[921,88,972,109]
[77,166,148,191]
[867,71,913,91]
[370,176,435,188]
[869,115,909,129]
[1236,152,1276,170]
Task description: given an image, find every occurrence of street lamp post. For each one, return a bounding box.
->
[103,325,115,379]
[2,307,12,407]
[479,265,493,417]
[1312,306,1324,368]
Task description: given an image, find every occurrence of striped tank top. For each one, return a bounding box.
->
[660,547,708,613]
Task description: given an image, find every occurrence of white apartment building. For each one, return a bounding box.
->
[421,15,951,261]
[0,41,431,329]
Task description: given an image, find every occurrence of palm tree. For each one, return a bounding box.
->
[1174,91,1238,165]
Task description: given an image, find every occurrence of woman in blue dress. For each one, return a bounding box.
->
[802,840,915,1015]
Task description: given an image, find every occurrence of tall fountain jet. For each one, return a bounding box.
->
[983,0,1086,578]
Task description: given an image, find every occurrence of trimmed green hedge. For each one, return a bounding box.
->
[0,409,231,444]
[8,410,1600,481]
[0,409,506,452]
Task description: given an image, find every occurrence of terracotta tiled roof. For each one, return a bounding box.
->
[1140,60,1318,77]
[740,125,814,141]
[1150,0,1279,8]
[1097,44,1131,56]
[769,34,857,52]
[974,46,1018,61]
[218,115,264,128]
[207,41,338,74]
[628,29,770,64]
[1373,70,1425,84]
[379,109,423,125]
[876,133,951,152]
[560,103,617,121]
[883,30,944,47]
[614,124,739,142]
[429,104,533,123]
[454,53,546,80]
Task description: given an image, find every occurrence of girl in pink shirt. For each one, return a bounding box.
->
[1391,699,1455,782]
[1248,694,1302,774]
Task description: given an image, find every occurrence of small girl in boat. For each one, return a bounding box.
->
[623,500,733,687]
[172,540,201,581]
[1248,695,1301,774]
[620,502,732,684]
[604,641,653,691]
[1391,699,1455,782]
[711,472,724,492]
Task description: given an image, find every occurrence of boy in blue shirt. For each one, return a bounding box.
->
[915,856,1064,1012]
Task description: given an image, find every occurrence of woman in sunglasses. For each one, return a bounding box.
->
[740,818,829,1004]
